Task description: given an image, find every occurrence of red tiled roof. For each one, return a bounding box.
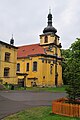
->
[17,43,45,58]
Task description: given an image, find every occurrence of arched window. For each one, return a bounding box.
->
[33,62,37,71]
[50,65,53,74]
[17,63,20,72]
[44,36,48,43]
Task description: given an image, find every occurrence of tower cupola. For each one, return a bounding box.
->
[43,9,57,34]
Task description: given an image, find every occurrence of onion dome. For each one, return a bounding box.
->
[10,34,14,45]
[43,9,57,34]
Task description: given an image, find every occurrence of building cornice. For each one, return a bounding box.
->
[40,42,62,48]
[0,40,18,49]
[17,54,63,60]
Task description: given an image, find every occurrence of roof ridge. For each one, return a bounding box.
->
[17,43,40,47]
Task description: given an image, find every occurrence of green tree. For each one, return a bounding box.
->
[66,58,80,102]
[61,49,72,84]
[62,38,80,102]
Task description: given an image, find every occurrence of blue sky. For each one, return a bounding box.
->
[0,0,80,49]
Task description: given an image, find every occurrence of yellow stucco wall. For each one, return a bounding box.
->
[17,56,62,87]
[0,43,18,84]
[17,56,52,87]
[17,33,63,87]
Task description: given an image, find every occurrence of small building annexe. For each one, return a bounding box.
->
[0,39,18,85]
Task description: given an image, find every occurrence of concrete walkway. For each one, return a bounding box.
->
[0,90,66,119]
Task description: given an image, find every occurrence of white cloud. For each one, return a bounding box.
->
[0,0,80,49]
[54,0,80,48]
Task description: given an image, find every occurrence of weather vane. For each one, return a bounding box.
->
[49,6,51,14]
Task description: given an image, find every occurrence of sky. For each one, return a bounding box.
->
[0,0,80,49]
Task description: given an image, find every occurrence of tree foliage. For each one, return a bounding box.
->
[62,38,80,101]
[61,49,72,84]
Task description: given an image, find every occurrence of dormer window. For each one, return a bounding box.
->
[44,36,48,43]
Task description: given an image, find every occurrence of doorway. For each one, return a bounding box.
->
[18,79,24,87]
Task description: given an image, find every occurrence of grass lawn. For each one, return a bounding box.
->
[3,106,79,120]
[26,86,66,92]
[2,84,66,92]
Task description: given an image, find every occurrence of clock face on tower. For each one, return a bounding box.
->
[44,35,48,43]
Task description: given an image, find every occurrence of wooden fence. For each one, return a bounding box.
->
[52,98,80,117]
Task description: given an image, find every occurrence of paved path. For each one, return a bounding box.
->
[0,90,66,119]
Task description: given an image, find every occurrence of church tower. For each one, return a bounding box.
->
[40,10,62,86]
[40,9,61,48]
[17,9,63,87]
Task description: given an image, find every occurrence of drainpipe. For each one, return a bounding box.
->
[55,38,58,87]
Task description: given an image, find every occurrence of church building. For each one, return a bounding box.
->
[17,10,63,87]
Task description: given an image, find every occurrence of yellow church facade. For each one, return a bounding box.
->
[0,39,18,85]
[17,11,63,87]
[0,11,63,87]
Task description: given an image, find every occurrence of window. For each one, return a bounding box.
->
[48,60,51,64]
[4,68,10,77]
[5,52,10,62]
[17,63,20,72]
[54,37,57,44]
[45,60,47,63]
[44,36,48,43]
[42,58,44,63]
[59,62,62,66]
[50,65,53,74]
[33,62,37,71]
[26,63,29,71]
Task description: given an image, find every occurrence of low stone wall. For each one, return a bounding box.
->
[52,98,80,117]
